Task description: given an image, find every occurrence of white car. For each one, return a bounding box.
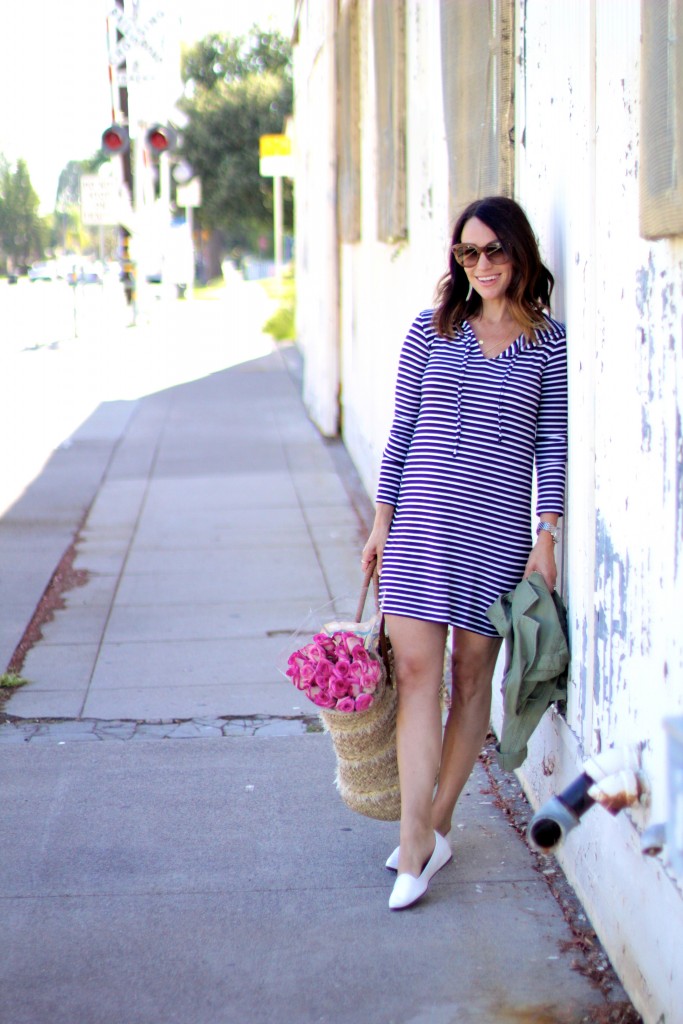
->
[28,262,56,282]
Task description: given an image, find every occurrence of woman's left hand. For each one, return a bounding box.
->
[523,535,557,592]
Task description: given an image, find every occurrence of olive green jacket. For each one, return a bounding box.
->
[486,571,569,771]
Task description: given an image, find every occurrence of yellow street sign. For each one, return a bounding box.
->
[259,134,292,158]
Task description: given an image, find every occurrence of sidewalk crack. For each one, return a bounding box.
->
[0,712,323,743]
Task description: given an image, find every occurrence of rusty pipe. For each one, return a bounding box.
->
[527,746,644,856]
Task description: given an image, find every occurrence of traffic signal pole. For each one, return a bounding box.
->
[103,3,186,314]
[106,0,136,313]
[116,8,135,311]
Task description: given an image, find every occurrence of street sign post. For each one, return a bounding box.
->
[259,134,294,178]
[175,179,201,209]
[80,175,125,226]
[259,135,294,279]
[175,179,202,297]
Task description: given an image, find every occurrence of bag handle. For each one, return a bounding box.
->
[355,558,392,681]
[355,559,380,623]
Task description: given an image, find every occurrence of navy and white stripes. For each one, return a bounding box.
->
[376,310,568,636]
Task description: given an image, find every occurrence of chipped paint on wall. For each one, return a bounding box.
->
[677,409,683,579]
[293,1,683,1016]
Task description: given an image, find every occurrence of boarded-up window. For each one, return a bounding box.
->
[337,0,361,243]
[440,0,515,220]
[374,1,407,242]
[640,0,683,238]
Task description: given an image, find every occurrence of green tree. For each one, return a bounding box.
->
[0,158,46,269]
[179,26,293,253]
[183,29,292,90]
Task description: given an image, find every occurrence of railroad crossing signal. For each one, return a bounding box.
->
[107,6,165,67]
[146,124,177,154]
[102,124,130,155]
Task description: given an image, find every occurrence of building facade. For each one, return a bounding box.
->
[292,2,683,1020]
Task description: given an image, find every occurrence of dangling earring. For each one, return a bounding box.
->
[466,283,473,301]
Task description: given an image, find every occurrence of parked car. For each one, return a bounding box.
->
[28,262,56,282]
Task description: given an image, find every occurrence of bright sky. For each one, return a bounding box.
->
[0,0,293,213]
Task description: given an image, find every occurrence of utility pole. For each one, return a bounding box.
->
[106,0,136,312]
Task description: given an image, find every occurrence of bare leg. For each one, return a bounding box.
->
[431,628,502,838]
[384,614,448,876]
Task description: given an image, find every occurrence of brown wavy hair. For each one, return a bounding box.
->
[433,196,555,340]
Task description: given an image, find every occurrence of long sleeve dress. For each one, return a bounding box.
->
[376,310,568,637]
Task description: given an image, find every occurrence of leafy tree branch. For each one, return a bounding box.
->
[179,26,293,255]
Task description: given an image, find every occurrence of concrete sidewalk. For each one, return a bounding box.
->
[3,341,359,724]
[0,291,636,1024]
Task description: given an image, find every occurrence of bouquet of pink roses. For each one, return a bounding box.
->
[286,629,384,712]
[283,568,400,820]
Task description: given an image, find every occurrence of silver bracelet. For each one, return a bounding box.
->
[536,521,560,543]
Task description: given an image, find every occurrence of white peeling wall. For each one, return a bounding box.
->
[293,0,341,437]
[293,2,683,1017]
[340,0,451,492]
[512,2,683,1020]
[294,0,450,481]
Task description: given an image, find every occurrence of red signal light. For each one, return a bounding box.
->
[101,124,129,154]
[146,124,177,154]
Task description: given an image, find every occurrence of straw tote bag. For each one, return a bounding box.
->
[319,567,401,821]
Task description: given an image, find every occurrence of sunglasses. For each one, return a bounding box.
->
[451,241,509,268]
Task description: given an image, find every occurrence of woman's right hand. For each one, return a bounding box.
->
[361,504,394,575]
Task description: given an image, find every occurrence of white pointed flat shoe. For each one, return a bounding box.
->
[385,832,451,872]
[385,845,400,871]
[388,831,452,910]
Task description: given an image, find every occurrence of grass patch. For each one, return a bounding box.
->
[0,673,29,689]
[262,267,296,341]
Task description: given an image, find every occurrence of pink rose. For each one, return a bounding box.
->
[287,653,307,675]
[301,642,326,663]
[331,631,357,657]
[354,693,374,712]
[299,663,317,686]
[314,660,332,684]
[331,659,350,679]
[312,691,337,708]
[344,633,365,655]
[365,659,383,682]
[350,644,370,663]
[347,662,365,682]
[329,676,350,699]
[335,697,356,712]
[313,633,336,655]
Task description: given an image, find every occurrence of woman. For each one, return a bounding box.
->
[361,196,567,910]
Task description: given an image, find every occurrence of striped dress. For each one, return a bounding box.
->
[376,310,568,637]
